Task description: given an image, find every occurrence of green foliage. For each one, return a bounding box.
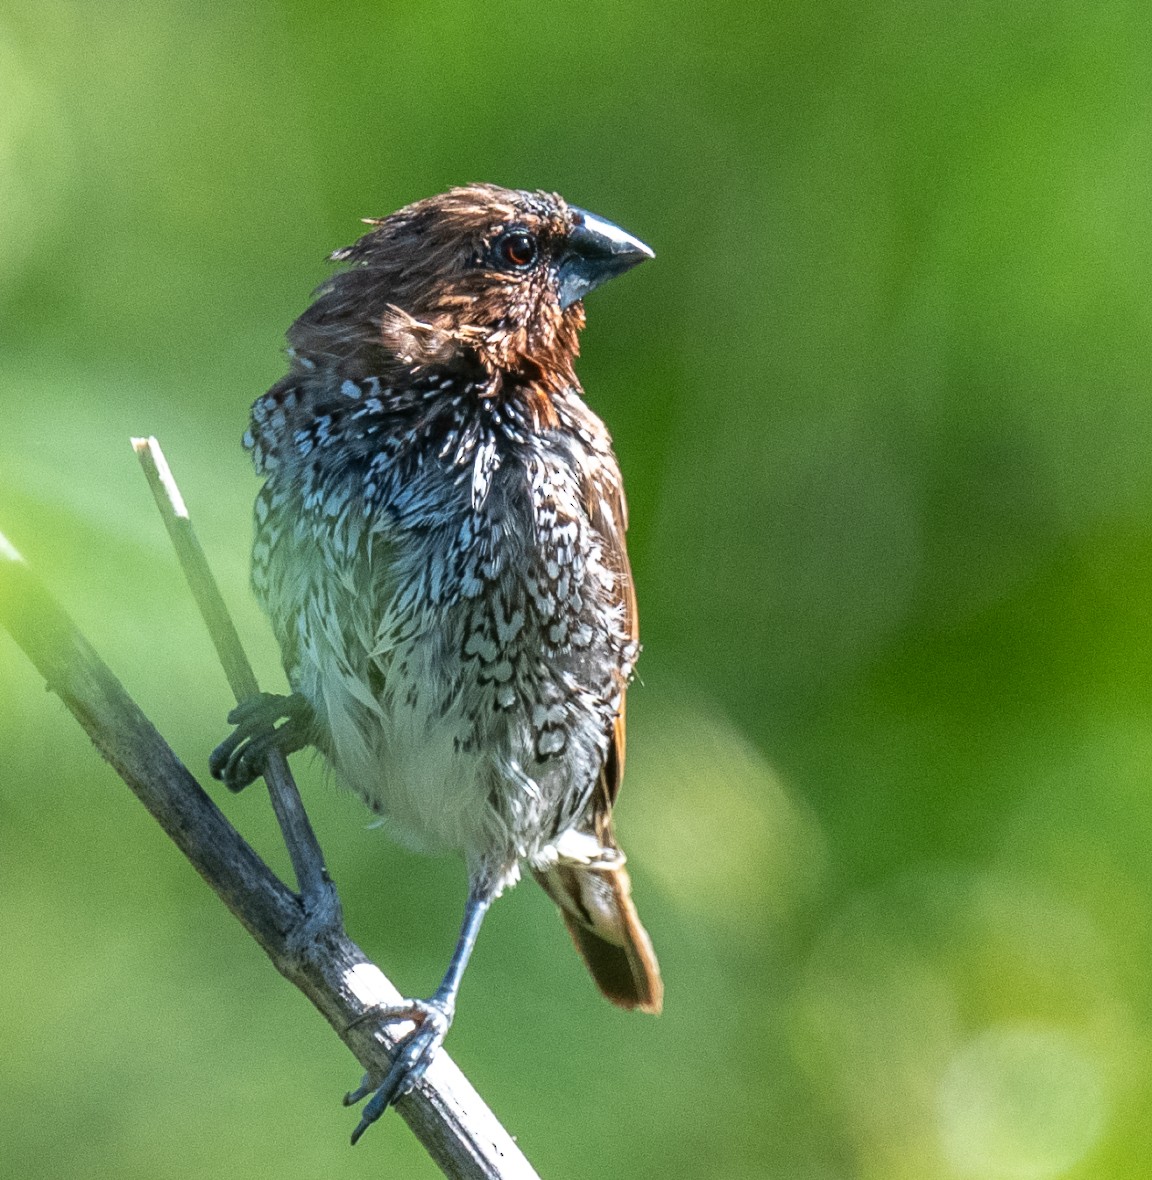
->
[3,2,1152,1176]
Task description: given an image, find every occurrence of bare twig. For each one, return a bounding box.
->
[132,435,332,909]
[0,511,539,1179]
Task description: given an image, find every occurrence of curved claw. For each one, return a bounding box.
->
[209,692,310,791]
[343,1072,376,1108]
[346,999,452,1145]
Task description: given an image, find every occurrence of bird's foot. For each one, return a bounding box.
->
[209,692,310,791]
[344,997,454,1145]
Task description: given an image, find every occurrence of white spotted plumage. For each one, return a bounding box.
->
[248,368,636,895]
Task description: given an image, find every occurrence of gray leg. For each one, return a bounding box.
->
[346,890,492,1145]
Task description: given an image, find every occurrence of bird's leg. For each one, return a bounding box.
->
[209,691,311,791]
[212,692,341,950]
[345,889,493,1145]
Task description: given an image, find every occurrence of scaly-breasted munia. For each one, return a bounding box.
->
[212,184,660,1141]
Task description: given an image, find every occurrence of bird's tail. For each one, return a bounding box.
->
[533,847,663,1015]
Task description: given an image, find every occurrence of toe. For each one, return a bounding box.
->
[349,1029,434,1143]
[226,692,282,726]
[209,731,243,780]
[222,744,261,790]
[343,1072,376,1107]
[345,1002,451,1143]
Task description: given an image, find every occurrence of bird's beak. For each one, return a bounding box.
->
[557,208,654,310]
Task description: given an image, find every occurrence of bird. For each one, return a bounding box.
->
[210,183,661,1142]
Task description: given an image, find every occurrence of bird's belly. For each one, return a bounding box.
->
[355,691,495,860]
[308,619,605,879]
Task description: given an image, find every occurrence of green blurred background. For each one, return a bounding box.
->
[3,1,1152,1176]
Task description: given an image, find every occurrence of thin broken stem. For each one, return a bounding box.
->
[132,436,331,909]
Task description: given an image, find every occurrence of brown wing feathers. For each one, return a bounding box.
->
[533,455,662,1014]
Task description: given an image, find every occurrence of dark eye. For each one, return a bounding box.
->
[495,230,538,270]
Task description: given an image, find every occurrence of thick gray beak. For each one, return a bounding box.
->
[557,208,654,309]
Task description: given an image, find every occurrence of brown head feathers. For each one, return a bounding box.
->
[289,185,586,395]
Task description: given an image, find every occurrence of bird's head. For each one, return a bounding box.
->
[289,184,653,394]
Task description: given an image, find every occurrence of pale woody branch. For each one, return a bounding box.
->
[0,442,539,1180]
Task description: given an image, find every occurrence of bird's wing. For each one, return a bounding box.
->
[585,444,638,835]
[531,438,662,1014]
